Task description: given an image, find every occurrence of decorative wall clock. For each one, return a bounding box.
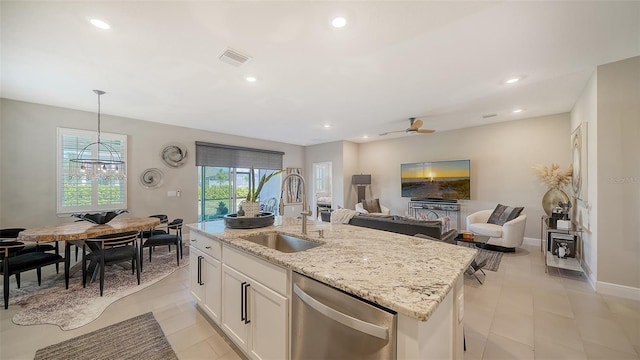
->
[140,168,163,188]
[161,143,188,168]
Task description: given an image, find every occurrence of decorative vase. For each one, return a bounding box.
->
[542,188,569,216]
[243,201,260,217]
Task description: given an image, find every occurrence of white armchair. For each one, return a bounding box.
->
[355,202,390,215]
[466,210,527,251]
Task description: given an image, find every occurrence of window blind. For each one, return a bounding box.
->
[195,142,284,170]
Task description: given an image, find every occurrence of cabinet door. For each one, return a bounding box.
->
[189,247,205,303]
[203,255,222,325]
[248,279,289,360]
[222,264,250,350]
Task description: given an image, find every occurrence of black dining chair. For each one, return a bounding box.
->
[140,219,183,271]
[141,214,169,239]
[82,231,140,296]
[1,228,60,274]
[1,241,65,309]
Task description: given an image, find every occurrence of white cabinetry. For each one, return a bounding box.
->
[221,246,289,360]
[189,232,222,324]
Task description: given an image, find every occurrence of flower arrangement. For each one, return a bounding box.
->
[532,163,572,189]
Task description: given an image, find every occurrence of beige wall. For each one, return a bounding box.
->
[358,114,572,238]
[571,71,598,282]
[0,99,304,228]
[596,56,640,289]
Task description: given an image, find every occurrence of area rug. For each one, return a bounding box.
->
[34,312,177,360]
[474,247,503,272]
[10,246,189,330]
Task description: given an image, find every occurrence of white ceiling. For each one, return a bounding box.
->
[2,1,639,146]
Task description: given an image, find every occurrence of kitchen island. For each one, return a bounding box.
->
[188,217,476,359]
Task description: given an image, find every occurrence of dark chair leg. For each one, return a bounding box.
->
[149,246,153,262]
[176,241,180,266]
[3,261,9,309]
[135,247,141,285]
[82,244,87,288]
[99,255,105,296]
[65,241,71,289]
[55,241,60,274]
[37,267,42,286]
[15,273,20,288]
[75,245,79,262]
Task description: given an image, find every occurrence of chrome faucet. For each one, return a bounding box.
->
[279,173,312,234]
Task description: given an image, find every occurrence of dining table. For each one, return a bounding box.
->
[16,217,161,288]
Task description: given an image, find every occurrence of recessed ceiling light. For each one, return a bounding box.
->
[505,77,520,84]
[512,108,524,113]
[245,76,257,82]
[89,19,110,30]
[323,124,331,129]
[332,17,347,28]
[362,135,369,139]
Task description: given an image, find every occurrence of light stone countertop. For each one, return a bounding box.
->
[188,217,477,322]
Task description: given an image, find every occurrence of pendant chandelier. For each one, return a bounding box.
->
[69,90,126,181]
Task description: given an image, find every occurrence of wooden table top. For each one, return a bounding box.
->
[16,217,161,243]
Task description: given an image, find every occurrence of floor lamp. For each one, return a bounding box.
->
[352,174,371,203]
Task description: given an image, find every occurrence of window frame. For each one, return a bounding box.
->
[57,127,128,215]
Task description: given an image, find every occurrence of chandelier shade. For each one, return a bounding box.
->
[69,90,126,181]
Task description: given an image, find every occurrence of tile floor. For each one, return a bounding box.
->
[1,242,638,359]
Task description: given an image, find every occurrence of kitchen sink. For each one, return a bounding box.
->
[240,232,323,253]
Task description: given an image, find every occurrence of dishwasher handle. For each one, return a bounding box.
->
[293,284,389,340]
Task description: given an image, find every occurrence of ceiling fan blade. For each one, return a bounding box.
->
[379,129,406,136]
[409,119,424,130]
[415,129,435,134]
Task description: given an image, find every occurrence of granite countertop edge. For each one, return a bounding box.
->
[187,219,477,322]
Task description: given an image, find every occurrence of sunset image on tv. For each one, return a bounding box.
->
[401,160,470,199]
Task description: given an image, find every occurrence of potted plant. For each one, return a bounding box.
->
[243,167,283,217]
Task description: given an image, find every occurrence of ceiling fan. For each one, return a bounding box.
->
[379,118,435,136]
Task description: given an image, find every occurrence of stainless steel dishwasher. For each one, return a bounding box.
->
[292,272,397,360]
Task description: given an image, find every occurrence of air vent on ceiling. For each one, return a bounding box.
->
[482,113,497,119]
[219,48,251,67]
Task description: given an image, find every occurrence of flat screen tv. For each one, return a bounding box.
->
[401,160,471,200]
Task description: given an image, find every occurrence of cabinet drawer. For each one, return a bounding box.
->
[223,245,288,296]
[190,231,222,260]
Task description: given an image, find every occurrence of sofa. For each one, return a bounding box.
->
[347,215,457,244]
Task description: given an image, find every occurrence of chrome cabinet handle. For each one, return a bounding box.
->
[205,246,211,249]
[293,284,388,340]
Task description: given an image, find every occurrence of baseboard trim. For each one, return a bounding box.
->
[523,237,540,246]
[596,281,640,300]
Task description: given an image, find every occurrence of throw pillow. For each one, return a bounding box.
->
[362,198,382,213]
[487,204,524,226]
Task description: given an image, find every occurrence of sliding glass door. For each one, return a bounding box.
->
[198,166,281,221]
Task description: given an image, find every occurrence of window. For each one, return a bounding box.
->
[195,142,284,221]
[57,128,127,214]
[198,166,282,221]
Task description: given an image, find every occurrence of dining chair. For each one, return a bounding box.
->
[1,241,65,309]
[1,228,60,273]
[82,230,140,296]
[141,214,169,239]
[140,218,183,271]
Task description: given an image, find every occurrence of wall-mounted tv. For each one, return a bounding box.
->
[401,160,471,200]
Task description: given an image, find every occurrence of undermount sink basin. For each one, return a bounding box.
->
[240,232,322,253]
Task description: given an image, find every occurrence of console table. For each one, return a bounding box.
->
[407,201,461,230]
[540,215,583,273]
